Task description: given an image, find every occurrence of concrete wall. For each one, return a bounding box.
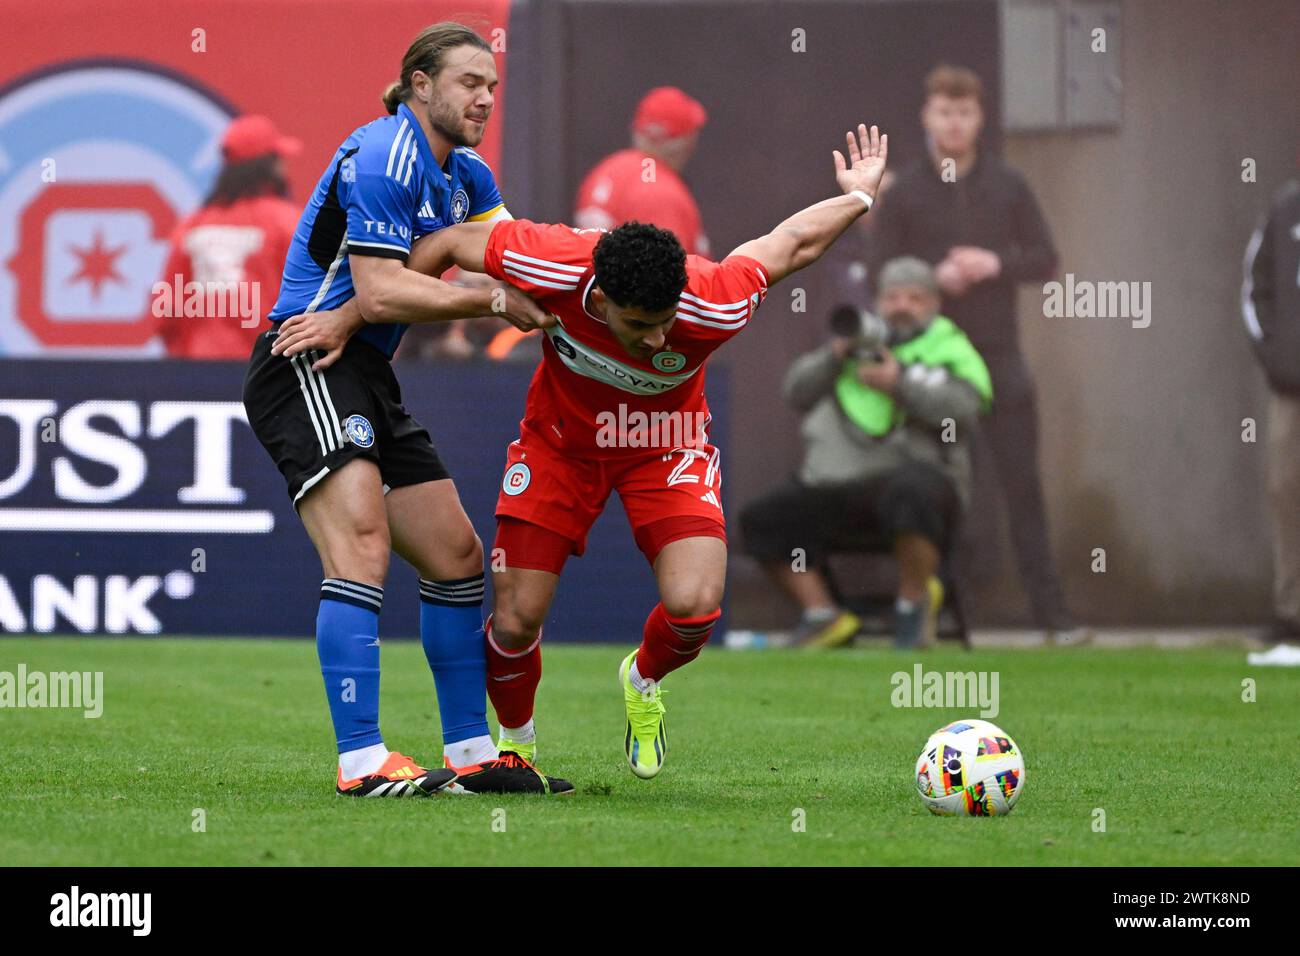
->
[999,0,1299,623]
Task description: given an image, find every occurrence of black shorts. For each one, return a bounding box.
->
[242,330,450,507]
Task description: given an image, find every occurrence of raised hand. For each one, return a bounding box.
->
[833,124,889,201]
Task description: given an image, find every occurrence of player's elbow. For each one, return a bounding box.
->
[355,291,387,324]
[407,232,452,277]
[351,257,405,323]
[354,280,397,324]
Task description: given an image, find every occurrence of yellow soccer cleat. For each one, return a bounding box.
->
[619,650,667,779]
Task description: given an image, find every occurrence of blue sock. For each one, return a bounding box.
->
[317,578,385,754]
[419,574,491,746]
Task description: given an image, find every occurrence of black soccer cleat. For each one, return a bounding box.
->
[335,751,459,797]
[446,751,575,795]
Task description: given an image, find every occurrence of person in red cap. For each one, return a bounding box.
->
[574,86,711,258]
[154,114,303,358]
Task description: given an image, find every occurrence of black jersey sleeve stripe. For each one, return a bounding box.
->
[346,242,409,261]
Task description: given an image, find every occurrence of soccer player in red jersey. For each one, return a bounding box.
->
[278,123,887,782]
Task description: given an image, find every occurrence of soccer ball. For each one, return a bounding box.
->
[914,718,1025,816]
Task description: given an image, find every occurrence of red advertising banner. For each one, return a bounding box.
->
[0,0,510,356]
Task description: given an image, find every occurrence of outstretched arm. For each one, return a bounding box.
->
[729,124,888,285]
[404,220,497,277]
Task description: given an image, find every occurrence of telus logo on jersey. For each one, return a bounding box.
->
[361,220,410,241]
[0,62,235,356]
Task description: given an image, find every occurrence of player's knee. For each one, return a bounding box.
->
[354,529,392,582]
[453,529,485,577]
[422,519,482,581]
[491,604,544,651]
[326,523,390,583]
[661,582,724,621]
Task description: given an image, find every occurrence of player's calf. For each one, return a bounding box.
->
[484,613,543,750]
[487,559,558,744]
[639,602,720,677]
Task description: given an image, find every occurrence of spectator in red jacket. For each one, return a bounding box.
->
[156,115,302,358]
[574,87,710,257]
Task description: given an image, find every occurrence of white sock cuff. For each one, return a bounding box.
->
[486,622,541,659]
[628,659,653,694]
[499,719,536,744]
[338,742,389,780]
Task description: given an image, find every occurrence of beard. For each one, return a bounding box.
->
[884,311,926,344]
[430,100,487,148]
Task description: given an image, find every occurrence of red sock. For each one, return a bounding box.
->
[634,603,720,681]
[484,615,542,729]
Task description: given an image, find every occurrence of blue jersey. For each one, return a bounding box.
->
[268,102,507,358]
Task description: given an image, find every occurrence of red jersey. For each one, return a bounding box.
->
[157,195,300,359]
[573,149,710,257]
[483,219,769,460]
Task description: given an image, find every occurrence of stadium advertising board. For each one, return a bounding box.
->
[0,359,715,638]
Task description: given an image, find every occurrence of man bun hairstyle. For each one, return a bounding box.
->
[382,21,493,115]
[593,222,688,313]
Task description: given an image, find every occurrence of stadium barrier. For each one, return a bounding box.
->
[0,358,726,639]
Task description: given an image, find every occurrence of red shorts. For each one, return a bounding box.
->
[494,435,727,573]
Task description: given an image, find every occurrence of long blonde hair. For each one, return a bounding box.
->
[382,22,492,115]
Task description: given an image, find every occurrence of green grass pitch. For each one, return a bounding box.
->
[2,638,1296,866]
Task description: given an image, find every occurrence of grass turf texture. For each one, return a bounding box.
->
[2,638,1296,866]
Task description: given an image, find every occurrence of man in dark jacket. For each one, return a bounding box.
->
[866,64,1083,640]
[1243,178,1300,650]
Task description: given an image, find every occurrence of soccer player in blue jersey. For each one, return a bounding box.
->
[242,22,569,796]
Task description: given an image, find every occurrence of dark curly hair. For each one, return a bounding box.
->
[592,222,687,312]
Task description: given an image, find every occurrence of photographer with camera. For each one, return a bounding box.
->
[740,257,992,648]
